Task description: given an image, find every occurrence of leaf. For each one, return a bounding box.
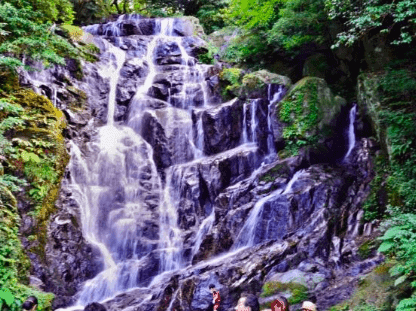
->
[378,240,395,253]
[0,289,14,306]
[395,274,408,286]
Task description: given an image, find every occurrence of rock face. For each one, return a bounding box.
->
[273,77,347,161]
[18,14,381,311]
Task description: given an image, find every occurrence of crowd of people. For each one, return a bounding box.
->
[208,284,318,311]
[21,286,317,311]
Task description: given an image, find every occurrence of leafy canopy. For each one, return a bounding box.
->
[326,0,416,47]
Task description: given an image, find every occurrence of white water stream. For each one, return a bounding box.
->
[344,104,357,160]
[233,169,305,249]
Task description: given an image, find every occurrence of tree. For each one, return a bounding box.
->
[326,0,416,47]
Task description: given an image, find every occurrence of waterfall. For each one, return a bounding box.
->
[191,208,215,261]
[344,104,357,160]
[59,15,287,309]
[232,169,305,249]
[250,99,259,143]
[241,103,248,144]
[266,85,284,156]
[98,43,126,126]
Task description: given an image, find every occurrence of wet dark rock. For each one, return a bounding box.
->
[155,42,182,65]
[182,36,208,57]
[140,110,173,170]
[84,302,107,311]
[120,19,157,36]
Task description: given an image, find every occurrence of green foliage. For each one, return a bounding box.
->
[198,41,219,64]
[267,0,327,52]
[218,67,244,99]
[363,154,390,221]
[7,0,75,24]
[0,175,27,193]
[0,2,79,71]
[327,0,416,47]
[0,186,54,311]
[196,1,228,34]
[260,281,309,305]
[221,0,330,64]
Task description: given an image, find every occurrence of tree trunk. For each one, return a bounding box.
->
[113,0,122,14]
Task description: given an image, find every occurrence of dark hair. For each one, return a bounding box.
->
[209,284,216,289]
[243,294,259,311]
[84,302,107,311]
[271,296,290,311]
[22,296,38,310]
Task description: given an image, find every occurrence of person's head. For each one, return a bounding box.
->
[22,296,38,311]
[209,284,216,293]
[235,294,259,311]
[301,301,317,311]
[271,296,289,311]
[84,302,107,311]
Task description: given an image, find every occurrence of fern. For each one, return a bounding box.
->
[396,297,416,311]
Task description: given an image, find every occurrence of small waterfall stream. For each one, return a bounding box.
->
[233,169,306,249]
[344,104,357,160]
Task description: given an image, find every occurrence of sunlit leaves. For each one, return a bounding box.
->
[327,0,416,46]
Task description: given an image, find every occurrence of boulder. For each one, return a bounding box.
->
[275,77,346,157]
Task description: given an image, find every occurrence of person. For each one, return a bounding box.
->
[261,296,289,311]
[271,296,289,311]
[209,284,221,311]
[235,294,259,311]
[301,301,317,311]
[22,296,38,311]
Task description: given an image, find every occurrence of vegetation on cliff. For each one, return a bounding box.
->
[0,89,68,309]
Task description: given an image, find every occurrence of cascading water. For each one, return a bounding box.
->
[191,208,215,261]
[266,84,285,156]
[232,169,305,249]
[241,103,248,144]
[250,99,259,143]
[62,17,215,307]
[344,104,357,160]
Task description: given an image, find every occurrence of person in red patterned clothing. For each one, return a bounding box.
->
[209,284,221,311]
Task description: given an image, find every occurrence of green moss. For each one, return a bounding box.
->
[2,89,69,274]
[357,239,380,260]
[278,77,344,156]
[0,186,54,310]
[66,86,88,111]
[260,281,309,305]
[219,68,244,100]
[60,24,84,42]
[330,262,403,311]
[260,162,291,183]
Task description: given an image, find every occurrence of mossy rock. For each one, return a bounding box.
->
[260,281,309,305]
[66,86,88,111]
[219,69,292,101]
[180,16,205,38]
[357,73,391,157]
[330,262,405,311]
[278,77,346,155]
[209,26,239,50]
[0,69,19,94]
[260,162,291,183]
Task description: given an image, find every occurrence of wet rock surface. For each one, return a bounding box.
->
[18,15,382,311]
